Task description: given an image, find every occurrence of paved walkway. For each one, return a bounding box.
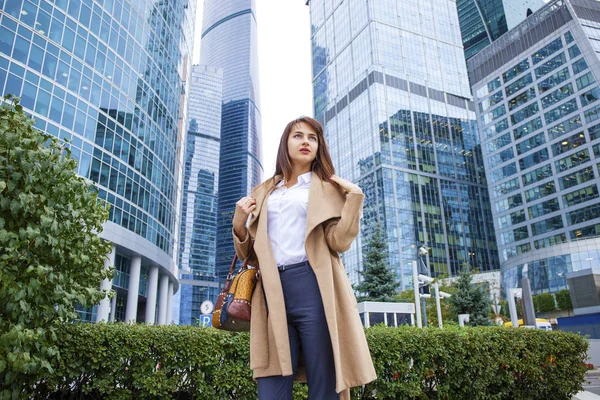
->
[576,369,600,398]
[575,393,600,400]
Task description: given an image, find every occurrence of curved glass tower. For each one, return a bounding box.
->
[199,0,262,280]
[0,0,195,323]
[469,0,600,297]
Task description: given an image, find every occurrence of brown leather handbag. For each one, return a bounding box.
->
[212,245,259,332]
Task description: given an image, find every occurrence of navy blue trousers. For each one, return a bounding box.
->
[257,262,339,400]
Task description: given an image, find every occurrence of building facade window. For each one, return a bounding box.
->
[519,148,550,170]
[552,132,586,156]
[558,166,596,190]
[532,38,563,64]
[535,52,567,79]
[528,198,561,219]
[563,184,599,207]
[522,164,553,186]
[503,59,530,83]
[516,132,546,155]
[531,215,564,236]
[541,83,574,109]
[525,182,557,202]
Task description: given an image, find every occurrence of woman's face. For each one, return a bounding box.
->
[287,122,319,168]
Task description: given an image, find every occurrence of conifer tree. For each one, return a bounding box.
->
[353,224,398,302]
[449,267,491,326]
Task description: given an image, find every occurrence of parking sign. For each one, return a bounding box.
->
[200,314,212,328]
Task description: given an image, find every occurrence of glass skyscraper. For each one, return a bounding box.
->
[469,0,600,296]
[198,0,262,280]
[456,0,508,59]
[0,0,194,323]
[309,0,500,289]
[176,65,222,326]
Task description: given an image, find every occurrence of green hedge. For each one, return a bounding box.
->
[34,324,588,399]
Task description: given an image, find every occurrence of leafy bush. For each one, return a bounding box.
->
[534,293,556,313]
[36,323,588,399]
[556,289,573,311]
[0,96,112,397]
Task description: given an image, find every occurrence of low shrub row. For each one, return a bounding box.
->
[33,323,588,399]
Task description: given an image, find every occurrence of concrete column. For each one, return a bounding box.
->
[96,244,116,322]
[109,291,117,322]
[157,274,169,325]
[166,282,174,325]
[145,265,159,325]
[124,255,142,323]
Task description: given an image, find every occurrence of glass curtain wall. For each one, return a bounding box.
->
[177,65,223,325]
[309,0,499,289]
[469,0,600,295]
[456,0,508,59]
[0,0,194,321]
[198,0,262,281]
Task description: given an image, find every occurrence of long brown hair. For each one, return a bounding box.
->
[273,116,337,185]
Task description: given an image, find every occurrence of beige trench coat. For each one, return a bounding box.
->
[232,174,377,399]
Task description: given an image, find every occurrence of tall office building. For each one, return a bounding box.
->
[176,65,223,326]
[199,0,262,280]
[308,0,499,289]
[456,0,508,59]
[0,0,195,323]
[468,0,600,296]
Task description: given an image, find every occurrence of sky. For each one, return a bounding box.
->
[192,1,314,179]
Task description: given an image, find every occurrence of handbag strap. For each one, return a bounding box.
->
[226,241,258,281]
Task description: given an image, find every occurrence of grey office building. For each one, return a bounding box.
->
[308,0,499,289]
[468,0,600,296]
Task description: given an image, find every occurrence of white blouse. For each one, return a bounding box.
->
[267,171,311,267]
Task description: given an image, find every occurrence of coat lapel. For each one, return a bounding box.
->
[305,174,345,239]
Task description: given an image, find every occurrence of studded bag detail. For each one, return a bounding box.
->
[212,244,259,332]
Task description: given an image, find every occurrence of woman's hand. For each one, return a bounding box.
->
[330,175,362,195]
[233,196,256,238]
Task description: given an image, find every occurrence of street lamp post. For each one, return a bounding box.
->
[416,245,452,328]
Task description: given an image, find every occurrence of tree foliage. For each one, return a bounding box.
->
[499,300,522,319]
[353,224,398,302]
[534,292,556,313]
[448,268,492,326]
[556,289,573,311]
[0,96,113,396]
[394,282,457,327]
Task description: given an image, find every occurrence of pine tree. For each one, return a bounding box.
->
[353,224,398,302]
[449,267,492,326]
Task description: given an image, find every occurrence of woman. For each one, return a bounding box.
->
[232,116,376,400]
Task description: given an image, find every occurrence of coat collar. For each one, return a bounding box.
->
[249,173,345,238]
